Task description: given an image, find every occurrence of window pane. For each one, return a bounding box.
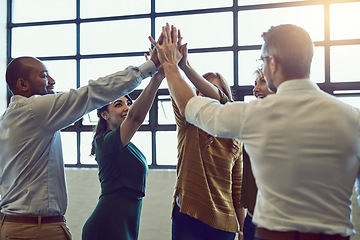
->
[79,129,151,165]
[80,19,151,55]
[82,110,98,126]
[183,52,234,86]
[80,132,96,164]
[12,0,75,23]
[159,51,233,90]
[238,0,305,5]
[158,96,175,125]
[337,96,360,109]
[156,0,232,12]
[330,2,360,40]
[156,131,177,165]
[61,132,77,164]
[81,0,150,18]
[310,47,325,83]
[42,60,77,92]
[157,12,233,49]
[330,45,360,82]
[80,56,148,90]
[12,24,76,58]
[239,49,261,86]
[238,5,324,45]
[82,108,149,126]
[132,132,152,165]
[238,46,324,85]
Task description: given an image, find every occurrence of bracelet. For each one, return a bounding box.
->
[239,230,243,236]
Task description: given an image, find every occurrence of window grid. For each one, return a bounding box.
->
[6,0,360,169]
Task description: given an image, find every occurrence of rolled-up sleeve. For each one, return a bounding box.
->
[185,96,246,139]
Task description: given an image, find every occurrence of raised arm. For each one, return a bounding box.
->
[120,70,164,147]
[149,23,194,116]
[177,32,221,101]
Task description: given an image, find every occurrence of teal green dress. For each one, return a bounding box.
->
[82,125,148,240]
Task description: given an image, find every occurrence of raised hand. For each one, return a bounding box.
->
[177,29,189,70]
[149,23,182,67]
[148,32,164,68]
[145,48,165,80]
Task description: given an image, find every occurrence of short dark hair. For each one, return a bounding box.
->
[5,57,35,92]
[261,24,314,79]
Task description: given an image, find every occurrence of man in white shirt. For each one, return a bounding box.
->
[152,23,360,240]
[0,52,159,239]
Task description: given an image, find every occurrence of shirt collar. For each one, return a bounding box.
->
[276,78,320,94]
[10,95,27,103]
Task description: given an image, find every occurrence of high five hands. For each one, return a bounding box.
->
[149,23,195,117]
[149,23,183,68]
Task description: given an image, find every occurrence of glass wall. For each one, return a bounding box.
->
[7,0,360,168]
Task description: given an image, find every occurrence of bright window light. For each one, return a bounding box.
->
[156,12,233,49]
[156,0,232,12]
[81,0,150,18]
[80,19,151,55]
[330,2,360,40]
[12,0,75,23]
[12,24,76,58]
[156,131,177,165]
[330,45,360,82]
[238,5,324,45]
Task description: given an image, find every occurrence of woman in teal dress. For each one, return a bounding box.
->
[82,66,164,240]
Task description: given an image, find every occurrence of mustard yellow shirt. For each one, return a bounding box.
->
[172,91,243,233]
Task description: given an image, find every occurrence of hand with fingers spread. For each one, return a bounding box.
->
[149,23,182,68]
[148,33,163,68]
[177,29,189,71]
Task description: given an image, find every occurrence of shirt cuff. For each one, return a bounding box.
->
[138,60,157,79]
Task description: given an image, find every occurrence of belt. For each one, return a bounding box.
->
[0,213,65,224]
[255,227,350,240]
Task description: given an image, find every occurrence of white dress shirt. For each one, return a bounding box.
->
[185,79,360,236]
[0,60,156,216]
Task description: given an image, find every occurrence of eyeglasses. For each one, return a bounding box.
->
[256,56,270,70]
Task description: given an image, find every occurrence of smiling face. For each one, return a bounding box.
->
[101,96,133,130]
[253,69,273,99]
[24,58,56,96]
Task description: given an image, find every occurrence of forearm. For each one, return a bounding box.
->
[127,75,163,124]
[163,63,196,116]
[182,64,220,101]
[33,63,156,132]
[235,206,245,234]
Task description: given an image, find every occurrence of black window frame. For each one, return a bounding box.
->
[6,0,360,169]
